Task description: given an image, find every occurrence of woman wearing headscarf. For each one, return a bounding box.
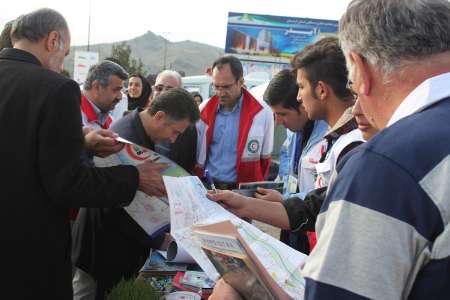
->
[127,74,151,110]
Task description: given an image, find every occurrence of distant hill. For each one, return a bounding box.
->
[64,31,224,76]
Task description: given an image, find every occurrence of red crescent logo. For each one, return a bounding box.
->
[125,143,151,161]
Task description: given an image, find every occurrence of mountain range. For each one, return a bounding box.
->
[63,31,224,76]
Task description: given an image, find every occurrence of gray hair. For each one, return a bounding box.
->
[0,20,14,50]
[340,0,450,76]
[10,8,68,45]
[84,61,129,90]
[156,70,182,87]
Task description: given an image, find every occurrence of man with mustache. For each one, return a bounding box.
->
[81,61,128,130]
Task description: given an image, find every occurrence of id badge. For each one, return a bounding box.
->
[287,175,298,194]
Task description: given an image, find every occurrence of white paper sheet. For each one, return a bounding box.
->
[94,139,189,237]
[166,241,196,264]
[164,176,307,299]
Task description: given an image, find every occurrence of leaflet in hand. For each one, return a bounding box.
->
[94,137,189,238]
[233,181,284,197]
[164,175,307,300]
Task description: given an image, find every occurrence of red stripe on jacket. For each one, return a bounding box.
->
[81,95,112,129]
[195,89,271,184]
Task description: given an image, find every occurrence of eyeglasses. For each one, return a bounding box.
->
[346,80,358,100]
[153,84,174,92]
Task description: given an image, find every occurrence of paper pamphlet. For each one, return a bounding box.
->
[194,221,278,300]
[94,137,189,238]
[238,181,284,191]
[139,250,187,275]
[180,271,215,289]
[233,181,284,197]
[172,271,213,299]
[163,175,307,300]
[166,291,201,300]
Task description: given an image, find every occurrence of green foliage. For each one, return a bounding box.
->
[110,41,147,76]
[107,278,160,300]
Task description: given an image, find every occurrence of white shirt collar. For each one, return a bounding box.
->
[387,72,450,127]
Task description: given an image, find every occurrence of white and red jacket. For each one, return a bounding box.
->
[71,95,113,222]
[80,95,113,129]
[195,89,274,184]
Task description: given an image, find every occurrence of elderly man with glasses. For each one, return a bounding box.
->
[146,69,198,172]
[150,69,183,102]
[195,55,274,190]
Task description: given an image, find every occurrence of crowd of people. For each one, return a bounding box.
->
[1,0,449,299]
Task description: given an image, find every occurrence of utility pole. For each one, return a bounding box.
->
[162,32,170,70]
[163,39,167,69]
[87,0,92,51]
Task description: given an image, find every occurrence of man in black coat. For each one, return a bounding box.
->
[72,88,200,299]
[0,8,165,299]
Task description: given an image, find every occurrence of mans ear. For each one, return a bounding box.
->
[154,111,167,122]
[315,81,329,101]
[92,80,101,92]
[89,80,103,98]
[349,52,372,96]
[237,77,244,89]
[45,31,60,52]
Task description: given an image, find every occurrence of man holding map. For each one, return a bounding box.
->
[0,8,169,299]
[210,0,450,298]
[72,88,200,300]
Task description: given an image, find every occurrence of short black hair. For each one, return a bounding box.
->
[190,91,203,102]
[264,69,299,111]
[292,37,352,101]
[212,55,243,81]
[149,88,200,124]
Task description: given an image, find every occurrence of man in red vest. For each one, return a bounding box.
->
[71,61,129,221]
[195,55,274,189]
[81,61,128,129]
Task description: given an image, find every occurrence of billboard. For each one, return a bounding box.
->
[242,61,289,80]
[73,50,99,84]
[225,12,338,64]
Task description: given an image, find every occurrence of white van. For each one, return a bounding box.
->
[182,75,213,101]
[182,73,269,101]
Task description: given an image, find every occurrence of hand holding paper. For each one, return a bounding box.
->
[165,176,307,299]
[207,190,250,218]
[84,128,124,157]
[254,187,283,202]
[137,160,169,197]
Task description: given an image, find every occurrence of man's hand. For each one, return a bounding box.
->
[136,160,169,197]
[207,190,250,218]
[84,128,123,157]
[209,278,243,300]
[254,187,283,202]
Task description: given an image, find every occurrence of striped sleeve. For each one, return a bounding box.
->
[302,148,444,299]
